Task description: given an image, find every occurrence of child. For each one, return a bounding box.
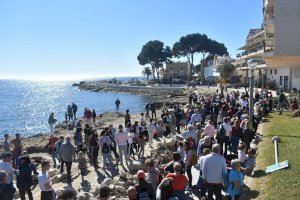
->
[38,160,56,200]
[78,151,87,181]
[238,143,247,167]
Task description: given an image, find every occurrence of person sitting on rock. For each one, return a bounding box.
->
[135,170,155,200]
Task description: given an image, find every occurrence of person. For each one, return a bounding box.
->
[202,144,227,200]
[190,111,202,128]
[84,124,93,147]
[115,125,128,164]
[147,119,155,146]
[11,133,23,167]
[203,120,216,139]
[78,151,87,181]
[38,160,56,200]
[164,152,184,174]
[74,127,83,148]
[150,103,157,120]
[169,111,177,136]
[231,119,242,155]
[227,159,244,200]
[135,170,155,200]
[48,134,59,168]
[16,156,34,200]
[140,112,146,125]
[71,102,78,119]
[99,131,113,168]
[84,108,92,125]
[156,177,174,200]
[137,127,147,158]
[127,186,137,200]
[99,185,111,200]
[198,148,211,198]
[67,105,73,121]
[278,91,285,115]
[240,121,255,151]
[106,126,119,160]
[115,98,121,113]
[241,148,257,176]
[198,136,212,157]
[127,128,136,157]
[92,109,97,124]
[145,159,161,193]
[183,141,193,188]
[0,171,16,200]
[181,124,196,141]
[124,109,131,127]
[2,133,11,153]
[238,144,247,166]
[54,136,64,169]
[165,163,188,196]
[145,102,150,118]
[48,113,57,133]
[177,141,184,160]
[60,136,76,183]
[290,100,299,111]
[219,117,232,156]
[90,130,99,168]
[0,152,14,185]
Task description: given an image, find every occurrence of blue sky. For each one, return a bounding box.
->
[0,0,263,80]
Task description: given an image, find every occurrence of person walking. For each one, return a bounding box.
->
[60,136,76,183]
[89,130,99,168]
[183,141,194,188]
[99,130,113,168]
[202,144,227,200]
[115,125,128,164]
[67,105,73,121]
[84,108,92,125]
[48,113,57,133]
[227,159,244,200]
[38,160,56,200]
[48,134,59,168]
[16,156,34,200]
[277,91,286,115]
[115,98,121,113]
[150,103,157,120]
[71,102,78,119]
[231,120,242,155]
[147,119,155,146]
[74,127,83,148]
[124,109,131,127]
[78,151,87,182]
[92,109,97,125]
[54,136,64,169]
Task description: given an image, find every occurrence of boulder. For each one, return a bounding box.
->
[56,186,77,200]
[77,192,91,200]
[101,178,113,186]
[48,169,58,178]
[127,160,144,172]
[51,174,67,184]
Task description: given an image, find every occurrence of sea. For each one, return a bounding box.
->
[0,78,151,137]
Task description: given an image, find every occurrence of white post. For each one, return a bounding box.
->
[274,139,279,164]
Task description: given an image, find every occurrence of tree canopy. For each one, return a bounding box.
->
[172,33,228,78]
[137,40,172,82]
[141,66,152,83]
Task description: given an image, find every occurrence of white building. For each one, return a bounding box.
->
[204,55,232,79]
[165,62,191,81]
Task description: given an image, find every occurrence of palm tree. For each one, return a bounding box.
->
[142,67,152,84]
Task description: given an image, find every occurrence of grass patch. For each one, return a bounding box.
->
[249,112,300,199]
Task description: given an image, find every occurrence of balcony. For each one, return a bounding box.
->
[236,48,264,60]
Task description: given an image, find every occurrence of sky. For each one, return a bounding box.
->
[0,0,263,80]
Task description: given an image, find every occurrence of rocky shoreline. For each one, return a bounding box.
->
[73,81,189,98]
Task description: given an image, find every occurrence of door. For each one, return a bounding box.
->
[284,76,289,90]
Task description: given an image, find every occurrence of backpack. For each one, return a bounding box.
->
[101,137,110,154]
[138,188,151,200]
[216,124,226,142]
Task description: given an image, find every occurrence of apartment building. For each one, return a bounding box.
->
[263,0,300,90]
[165,62,191,82]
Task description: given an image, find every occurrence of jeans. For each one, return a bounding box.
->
[102,152,112,166]
[206,183,222,200]
[151,110,156,119]
[231,136,240,155]
[138,142,145,156]
[92,148,99,166]
[51,151,58,168]
[117,144,127,163]
[220,136,230,156]
[186,166,192,187]
[62,161,72,183]
[49,123,54,133]
[20,188,33,200]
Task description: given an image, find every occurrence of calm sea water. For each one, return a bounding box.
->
[0,79,150,137]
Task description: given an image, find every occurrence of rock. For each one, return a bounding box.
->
[48,169,58,178]
[101,178,113,186]
[51,174,67,184]
[115,185,126,194]
[127,160,144,172]
[31,156,43,163]
[56,186,77,199]
[165,139,176,148]
[77,192,91,200]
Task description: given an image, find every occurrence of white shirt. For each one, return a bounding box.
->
[191,113,202,124]
[182,130,196,140]
[127,132,135,144]
[38,172,52,191]
[199,155,208,171]
[222,123,232,137]
[0,161,14,184]
[238,150,247,163]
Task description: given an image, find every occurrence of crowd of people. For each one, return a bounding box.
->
[0,88,287,200]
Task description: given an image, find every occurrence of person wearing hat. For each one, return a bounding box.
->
[135,170,155,200]
[0,152,14,185]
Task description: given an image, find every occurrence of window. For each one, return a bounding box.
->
[280,76,283,85]
[275,69,277,74]
[270,69,272,74]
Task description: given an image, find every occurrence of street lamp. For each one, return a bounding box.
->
[247,59,258,123]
